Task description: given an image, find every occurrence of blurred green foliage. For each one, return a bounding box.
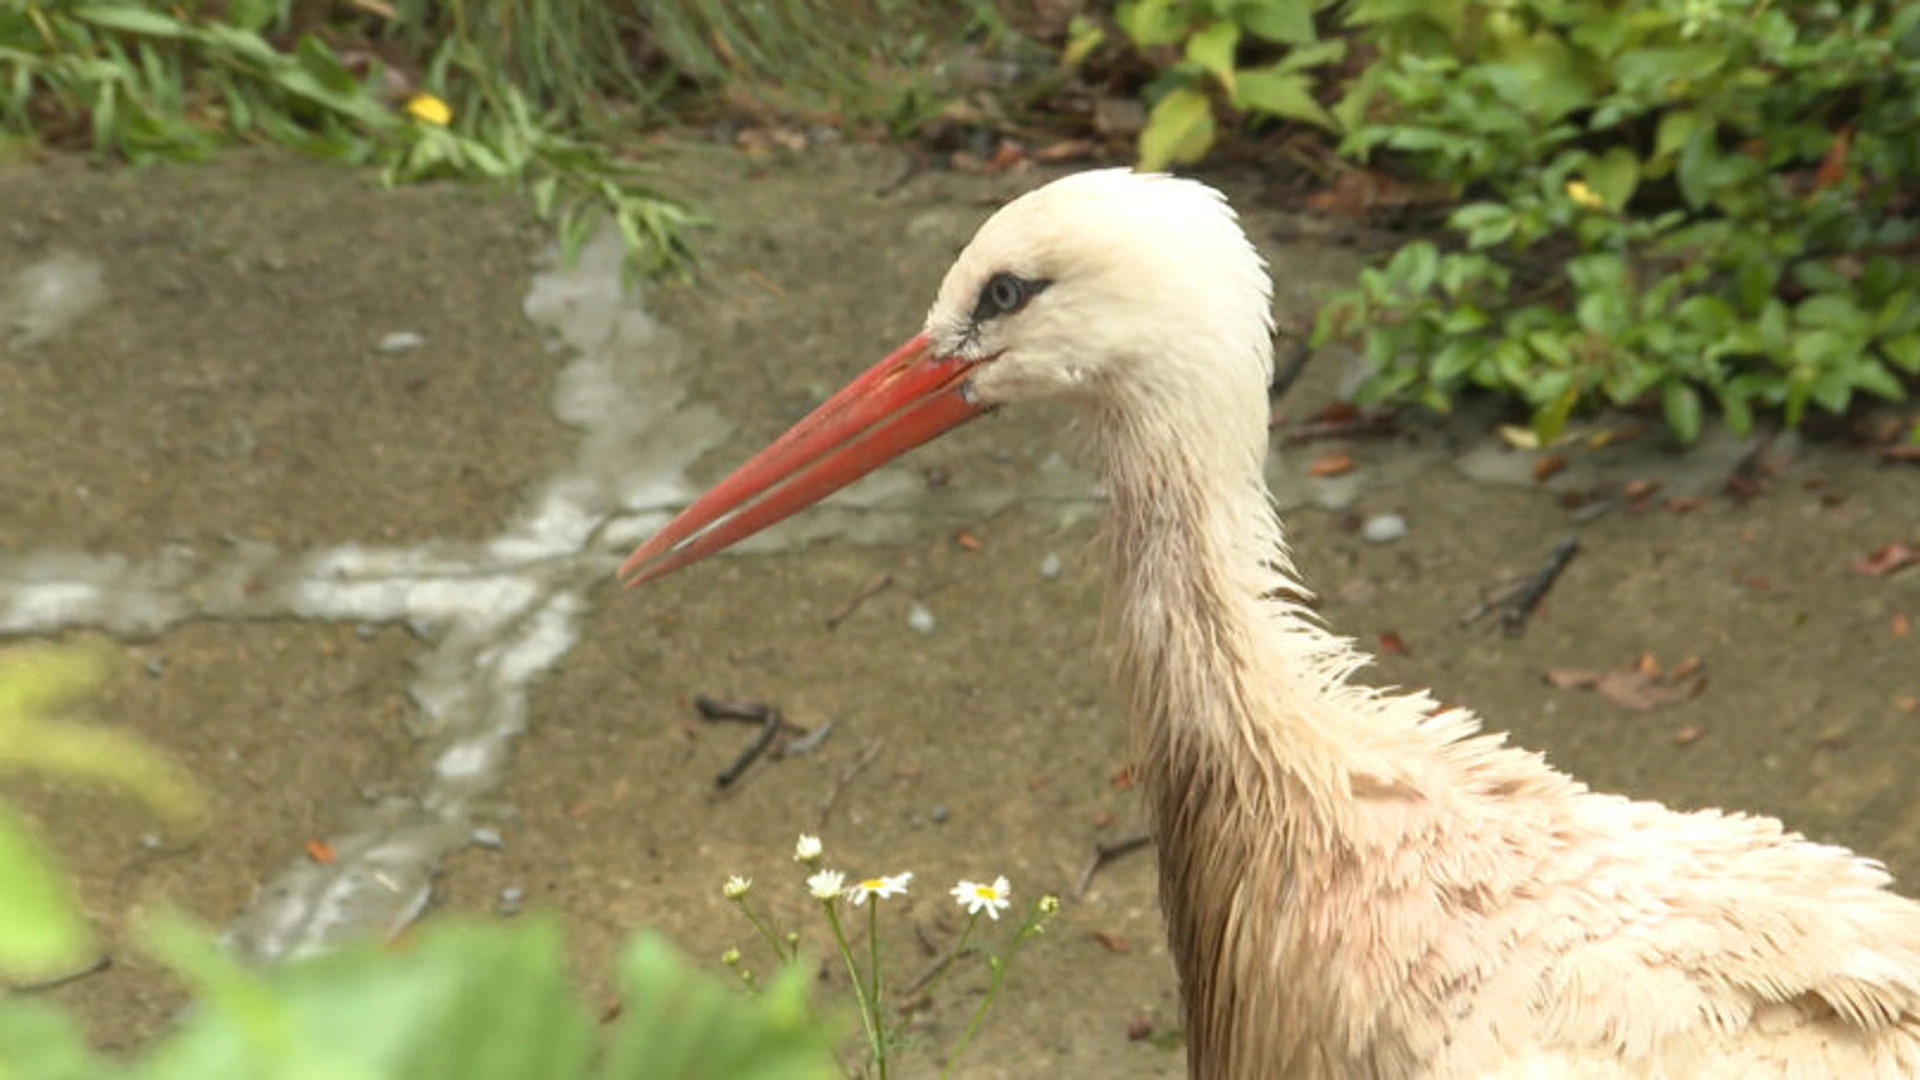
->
[1102,0,1920,443]
[0,645,846,1079]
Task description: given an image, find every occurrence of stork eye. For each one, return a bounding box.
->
[973,271,1049,323]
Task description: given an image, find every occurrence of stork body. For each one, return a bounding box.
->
[622,170,1920,1078]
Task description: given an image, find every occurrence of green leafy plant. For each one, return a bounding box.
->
[0,2,701,277]
[1099,0,1348,170]
[1313,0,1920,442]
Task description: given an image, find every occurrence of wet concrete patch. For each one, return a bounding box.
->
[0,156,567,555]
[0,622,416,1049]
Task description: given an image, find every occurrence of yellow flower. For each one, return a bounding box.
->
[1565,179,1605,210]
[406,93,451,127]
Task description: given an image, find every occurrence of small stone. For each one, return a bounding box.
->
[374,331,427,354]
[355,623,377,641]
[1039,553,1063,580]
[145,657,166,678]
[907,603,936,635]
[470,827,505,851]
[497,885,524,917]
[139,833,162,850]
[929,805,950,825]
[1360,513,1408,544]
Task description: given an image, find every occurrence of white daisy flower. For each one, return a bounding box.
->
[951,876,1012,920]
[807,869,845,900]
[794,834,823,864]
[722,875,752,900]
[848,871,913,905]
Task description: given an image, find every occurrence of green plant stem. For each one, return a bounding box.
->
[866,899,886,1075]
[730,897,790,964]
[822,900,885,1079]
[939,909,1047,1079]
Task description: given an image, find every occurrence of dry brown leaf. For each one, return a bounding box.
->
[1664,495,1709,513]
[1308,451,1356,477]
[954,530,982,551]
[1897,695,1918,713]
[305,838,337,864]
[1532,455,1568,484]
[1852,541,1920,577]
[1672,724,1705,746]
[1893,613,1912,637]
[1543,668,1600,690]
[1877,444,1920,462]
[1814,127,1853,190]
[1032,138,1096,163]
[1545,656,1707,712]
[1092,931,1131,954]
[1621,479,1661,499]
[1378,630,1411,656]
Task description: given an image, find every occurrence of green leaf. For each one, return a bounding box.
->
[1230,67,1335,130]
[0,999,116,1080]
[0,804,90,979]
[1138,86,1216,171]
[71,5,188,38]
[1531,385,1579,444]
[1662,382,1703,442]
[1185,21,1240,94]
[1652,109,1698,165]
[1276,39,1347,73]
[1852,362,1907,402]
[1116,0,1191,47]
[1883,333,1920,374]
[1236,0,1316,46]
[1583,146,1639,211]
[1061,16,1106,67]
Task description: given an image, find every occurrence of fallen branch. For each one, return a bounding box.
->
[1072,832,1153,901]
[716,710,783,789]
[1501,533,1581,637]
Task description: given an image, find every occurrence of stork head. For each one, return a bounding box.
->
[619,169,1274,586]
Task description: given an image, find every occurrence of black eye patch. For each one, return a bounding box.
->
[971,271,1050,324]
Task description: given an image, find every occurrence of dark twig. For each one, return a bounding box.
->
[1457,577,1531,627]
[1072,832,1154,901]
[1267,328,1311,401]
[824,572,894,630]
[716,709,783,789]
[1278,415,1403,445]
[10,954,110,992]
[815,740,885,830]
[1500,533,1581,637]
[694,695,774,724]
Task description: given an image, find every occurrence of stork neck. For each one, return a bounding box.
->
[1092,378,1352,817]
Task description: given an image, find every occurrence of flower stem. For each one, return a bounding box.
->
[867,900,888,1076]
[732,897,791,964]
[823,901,885,1078]
[940,907,1049,1078]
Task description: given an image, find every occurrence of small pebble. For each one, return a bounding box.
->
[929,805,950,825]
[139,833,162,850]
[374,331,427,354]
[497,885,524,917]
[907,603,936,635]
[144,657,166,678]
[470,827,505,851]
[355,623,377,641]
[1360,513,1408,544]
[1039,552,1063,580]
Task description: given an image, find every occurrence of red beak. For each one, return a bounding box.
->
[618,334,988,586]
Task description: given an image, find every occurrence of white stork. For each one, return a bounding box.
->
[621,170,1920,1079]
